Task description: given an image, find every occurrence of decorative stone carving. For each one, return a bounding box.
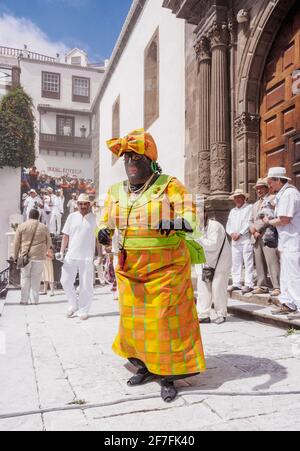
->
[237,9,250,24]
[209,22,229,49]
[194,35,211,62]
[210,143,231,193]
[234,113,260,138]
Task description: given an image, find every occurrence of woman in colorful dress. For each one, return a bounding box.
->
[98,129,206,402]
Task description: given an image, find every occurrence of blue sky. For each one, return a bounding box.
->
[0,0,133,61]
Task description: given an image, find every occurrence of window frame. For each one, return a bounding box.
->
[112,95,121,166]
[144,28,160,130]
[56,115,75,137]
[42,71,61,100]
[72,76,90,103]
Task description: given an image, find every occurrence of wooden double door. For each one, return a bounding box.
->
[260,2,300,189]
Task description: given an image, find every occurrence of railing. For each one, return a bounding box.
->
[39,133,92,154]
[0,267,9,299]
[0,46,56,63]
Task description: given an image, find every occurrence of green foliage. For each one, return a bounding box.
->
[0,87,35,169]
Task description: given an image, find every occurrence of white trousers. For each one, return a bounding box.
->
[231,241,254,288]
[196,265,231,319]
[61,259,94,315]
[279,251,300,311]
[21,261,44,304]
[50,213,62,236]
[43,211,51,228]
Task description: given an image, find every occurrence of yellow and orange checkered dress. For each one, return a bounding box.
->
[99,175,206,376]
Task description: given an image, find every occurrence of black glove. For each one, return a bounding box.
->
[98,229,112,246]
[157,218,193,237]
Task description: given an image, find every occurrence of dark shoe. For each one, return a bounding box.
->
[271,305,297,316]
[199,317,211,324]
[242,287,254,295]
[127,368,156,386]
[228,286,242,293]
[161,380,178,403]
[215,317,226,325]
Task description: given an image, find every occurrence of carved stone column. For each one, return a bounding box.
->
[194,35,211,195]
[234,112,260,200]
[209,22,231,196]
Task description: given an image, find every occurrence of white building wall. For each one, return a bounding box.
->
[0,168,21,271]
[20,60,102,112]
[36,153,94,179]
[98,0,186,196]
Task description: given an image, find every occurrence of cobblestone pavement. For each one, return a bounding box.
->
[1,287,300,431]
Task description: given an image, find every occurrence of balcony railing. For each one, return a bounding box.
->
[0,46,56,63]
[39,133,92,154]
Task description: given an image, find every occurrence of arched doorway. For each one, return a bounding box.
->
[260,2,300,189]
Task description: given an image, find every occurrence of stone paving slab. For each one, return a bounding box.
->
[1,287,300,431]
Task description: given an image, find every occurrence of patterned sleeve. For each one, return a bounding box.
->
[97,189,115,233]
[165,177,198,231]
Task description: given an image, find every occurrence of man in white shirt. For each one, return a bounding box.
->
[24,190,42,220]
[67,193,78,215]
[59,194,98,320]
[264,168,300,317]
[49,190,64,236]
[196,209,232,325]
[43,187,54,228]
[250,178,281,297]
[226,189,254,294]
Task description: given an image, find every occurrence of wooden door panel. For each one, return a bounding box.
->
[260,3,300,180]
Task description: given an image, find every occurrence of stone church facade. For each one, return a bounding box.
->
[163,0,300,222]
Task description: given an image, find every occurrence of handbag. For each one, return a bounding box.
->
[17,221,39,269]
[263,226,279,249]
[202,235,227,283]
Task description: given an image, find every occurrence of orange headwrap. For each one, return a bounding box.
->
[106,128,158,162]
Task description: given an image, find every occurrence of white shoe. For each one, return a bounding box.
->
[66,309,76,318]
[79,313,89,321]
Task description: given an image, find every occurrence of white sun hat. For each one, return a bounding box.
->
[267,167,292,180]
[77,194,92,204]
[229,189,250,201]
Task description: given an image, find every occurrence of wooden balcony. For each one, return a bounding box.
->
[39,133,92,154]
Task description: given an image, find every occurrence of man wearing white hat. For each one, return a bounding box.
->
[226,189,255,294]
[24,190,42,220]
[250,178,281,296]
[265,168,300,317]
[49,190,64,236]
[58,194,98,320]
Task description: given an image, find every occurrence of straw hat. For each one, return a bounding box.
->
[267,167,292,181]
[254,178,269,189]
[229,189,250,201]
[77,194,92,204]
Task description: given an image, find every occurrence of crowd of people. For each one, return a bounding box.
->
[21,168,97,236]
[12,128,300,403]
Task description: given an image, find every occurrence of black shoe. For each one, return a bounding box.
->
[161,380,178,403]
[199,317,211,324]
[242,287,254,295]
[127,368,156,386]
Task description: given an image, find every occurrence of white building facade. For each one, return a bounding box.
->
[0,46,105,270]
[96,0,186,195]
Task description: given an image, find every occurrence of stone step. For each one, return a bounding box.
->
[231,290,276,307]
[228,298,300,331]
